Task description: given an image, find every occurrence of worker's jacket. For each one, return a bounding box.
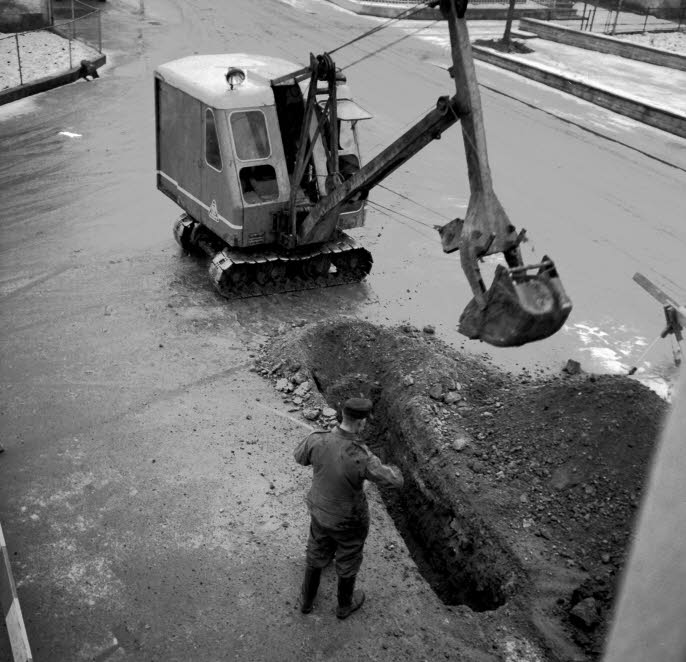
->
[294,426,404,530]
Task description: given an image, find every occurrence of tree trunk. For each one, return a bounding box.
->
[503,0,517,46]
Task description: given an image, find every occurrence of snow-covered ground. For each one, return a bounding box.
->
[618,30,686,55]
[0,30,100,91]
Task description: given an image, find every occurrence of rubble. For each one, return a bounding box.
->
[570,597,601,629]
[256,318,666,660]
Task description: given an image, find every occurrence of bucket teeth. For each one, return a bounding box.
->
[459,261,572,347]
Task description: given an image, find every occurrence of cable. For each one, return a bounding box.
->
[367,201,436,241]
[477,81,686,176]
[341,20,440,72]
[378,183,452,222]
[368,199,436,229]
[627,333,663,375]
[329,0,435,56]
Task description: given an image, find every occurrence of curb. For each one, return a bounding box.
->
[0,523,32,662]
[0,53,106,106]
[520,18,686,72]
[471,45,686,138]
[325,0,575,21]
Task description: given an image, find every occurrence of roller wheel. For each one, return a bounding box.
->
[268,260,288,283]
[212,262,251,297]
[173,214,199,252]
[303,255,331,279]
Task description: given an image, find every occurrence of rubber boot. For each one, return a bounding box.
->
[299,566,322,614]
[336,575,365,619]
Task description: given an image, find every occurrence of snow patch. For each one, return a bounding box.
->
[503,636,544,662]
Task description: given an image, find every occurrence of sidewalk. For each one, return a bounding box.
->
[374,11,686,137]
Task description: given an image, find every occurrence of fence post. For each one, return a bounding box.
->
[69,38,72,69]
[612,0,625,33]
[15,34,23,86]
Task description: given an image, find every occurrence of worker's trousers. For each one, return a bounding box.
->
[306,514,369,578]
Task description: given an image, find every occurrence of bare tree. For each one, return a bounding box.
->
[502,0,517,46]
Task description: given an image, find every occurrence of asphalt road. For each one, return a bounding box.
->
[0,0,684,659]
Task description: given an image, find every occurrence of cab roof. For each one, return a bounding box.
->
[155,53,300,109]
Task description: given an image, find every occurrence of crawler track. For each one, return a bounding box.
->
[174,215,373,299]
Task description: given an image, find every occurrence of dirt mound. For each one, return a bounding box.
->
[256,318,667,660]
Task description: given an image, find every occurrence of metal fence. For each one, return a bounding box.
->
[361,0,528,6]
[0,0,101,88]
[555,0,685,33]
[51,0,103,51]
[361,0,684,23]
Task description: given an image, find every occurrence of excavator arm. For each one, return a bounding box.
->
[297,94,468,244]
[277,0,572,347]
[435,0,572,346]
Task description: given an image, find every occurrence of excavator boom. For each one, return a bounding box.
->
[298,95,468,244]
[281,0,571,347]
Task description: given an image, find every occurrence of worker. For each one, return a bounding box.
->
[294,397,404,619]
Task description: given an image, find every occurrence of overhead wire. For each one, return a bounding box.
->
[341,21,440,72]
[328,0,436,56]
[280,1,461,242]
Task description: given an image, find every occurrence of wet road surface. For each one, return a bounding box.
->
[0,0,684,658]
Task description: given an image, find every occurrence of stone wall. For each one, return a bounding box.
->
[520,18,686,72]
[0,0,51,32]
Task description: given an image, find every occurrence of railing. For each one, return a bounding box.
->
[51,0,103,52]
[0,0,102,88]
[554,0,685,33]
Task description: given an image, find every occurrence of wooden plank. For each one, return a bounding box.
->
[633,272,676,306]
[633,273,686,328]
[1,523,33,662]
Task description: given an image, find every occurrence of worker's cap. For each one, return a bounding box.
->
[342,398,373,420]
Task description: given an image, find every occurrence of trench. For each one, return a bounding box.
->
[313,368,516,613]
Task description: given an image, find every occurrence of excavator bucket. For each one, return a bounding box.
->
[459,259,572,347]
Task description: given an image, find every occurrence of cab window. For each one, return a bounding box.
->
[205,108,222,170]
[231,110,271,161]
[239,164,279,204]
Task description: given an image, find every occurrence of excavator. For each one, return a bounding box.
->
[153,0,572,347]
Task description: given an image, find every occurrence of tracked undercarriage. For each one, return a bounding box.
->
[174,214,373,299]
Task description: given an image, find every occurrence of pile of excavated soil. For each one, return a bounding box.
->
[256,318,667,660]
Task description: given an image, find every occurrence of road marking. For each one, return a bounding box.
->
[58,131,82,138]
[1,523,33,662]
